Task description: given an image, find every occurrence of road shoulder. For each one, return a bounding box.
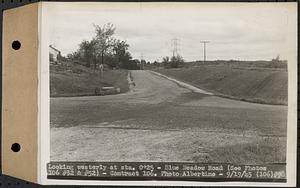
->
[149,70,213,95]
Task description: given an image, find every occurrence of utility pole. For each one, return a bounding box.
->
[200,41,209,63]
[171,38,179,57]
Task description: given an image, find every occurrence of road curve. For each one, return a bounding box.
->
[52,70,191,104]
[50,70,287,162]
[54,70,285,109]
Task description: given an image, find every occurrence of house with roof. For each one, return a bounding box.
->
[49,45,61,64]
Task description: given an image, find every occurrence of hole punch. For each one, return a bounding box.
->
[11,143,21,152]
[11,40,21,50]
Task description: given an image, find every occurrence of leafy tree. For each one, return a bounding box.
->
[162,56,170,68]
[162,56,170,63]
[67,23,135,70]
[153,61,160,66]
[170,55,184,68]
[127,59,140,70]
[162,55,184,68]
[67,51,80,62]
[121,52,133,69]
[78,39,97,68]
[271,55,280,63]
[113,39,131,68]
[94,23,116,68]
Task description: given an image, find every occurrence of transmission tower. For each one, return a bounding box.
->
[171,38,180,57]
[200,41,209,63]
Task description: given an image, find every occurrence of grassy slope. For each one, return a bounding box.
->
[50,63,129,97]
[155,65,287,105]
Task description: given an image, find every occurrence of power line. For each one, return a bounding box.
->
[200,41,210,63]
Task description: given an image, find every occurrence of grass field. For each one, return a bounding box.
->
[155,65,287,105]
[50,63,129,97]
[184,60,288,69]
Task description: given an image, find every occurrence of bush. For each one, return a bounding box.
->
[162,55,184,68]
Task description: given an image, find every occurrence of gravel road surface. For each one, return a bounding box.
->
[51,70,287,163]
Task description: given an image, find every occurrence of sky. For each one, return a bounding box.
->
[45,2,296,62]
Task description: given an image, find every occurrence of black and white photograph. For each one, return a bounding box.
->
[39,2,297,186]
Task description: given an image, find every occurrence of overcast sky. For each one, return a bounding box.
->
[46,2,295,62]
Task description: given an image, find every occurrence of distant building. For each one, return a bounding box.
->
[49,45,61,64]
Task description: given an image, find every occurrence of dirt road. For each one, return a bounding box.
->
[51,70,287,163]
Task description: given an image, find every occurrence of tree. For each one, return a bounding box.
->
[113,39,130,68]
[162,56,170,64]
[78,39,97,68]
[170,54,184,68]
[67,51,80,62]
[127,59,140,70]
[67,23,134,70]
[153,61,159,67]
[94,23,116,68]
[271,55,280,63]
[162,56,170,68]
[162,55,184,68]
[121,52,133,69]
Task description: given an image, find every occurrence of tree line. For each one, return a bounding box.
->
[67,23,140,70]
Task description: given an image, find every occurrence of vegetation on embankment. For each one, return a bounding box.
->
[155,65,287,105]
[50,63,129,97]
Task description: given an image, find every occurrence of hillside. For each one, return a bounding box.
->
[50,63,129,97]
[185,60,287,69]
[155,65,287,105]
